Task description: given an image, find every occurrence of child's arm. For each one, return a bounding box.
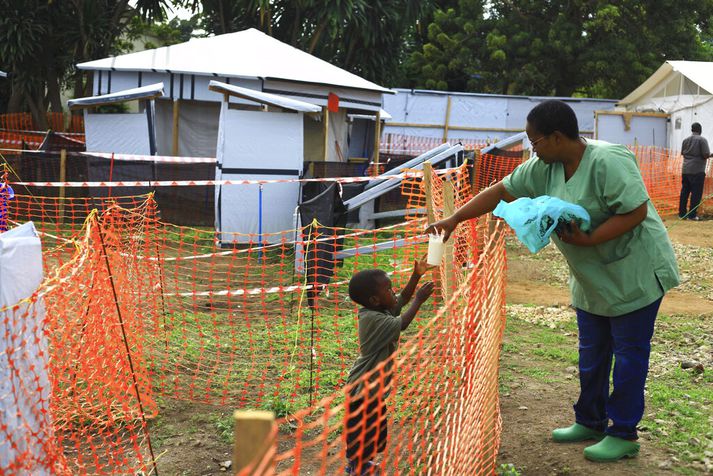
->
[400,255,433,303]
[399,281,435,330]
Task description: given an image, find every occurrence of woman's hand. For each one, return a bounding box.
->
[424,216,458,242]
[556,220,595,246]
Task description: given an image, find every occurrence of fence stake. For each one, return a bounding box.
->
[234,410,276,475]
[443,180,456,300]
[373,109,381,175]
[172,99,180,156]
[58,149,66,224]
[442,96,452,143]
[423,161,435,225]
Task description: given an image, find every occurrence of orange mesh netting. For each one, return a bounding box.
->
[1,139,708,474]
[0,161,510,474]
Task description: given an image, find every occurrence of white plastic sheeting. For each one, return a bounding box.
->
[154,99,220,157]
[215,108,304,244]
[0,222,51,475]
[595,113,668,147]
[78,29,390,94]
[383,89,617,142]
[84,111,151,155]
[208,80,321,113]
[68,82,163,108]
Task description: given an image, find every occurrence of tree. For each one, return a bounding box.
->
[0,0,169,128]
[410,0,713,98]
[182,0,436,85]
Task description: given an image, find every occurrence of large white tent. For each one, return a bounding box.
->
[618,61,713,148]
[76,28,391,161]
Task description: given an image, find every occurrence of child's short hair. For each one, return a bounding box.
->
[348,269,387,307]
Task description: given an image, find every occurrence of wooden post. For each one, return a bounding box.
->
[472,149,482,195]
[172,99,180,156]
[373,110,381,175]
[442,180,456,301]
[442,96,452,143]
[322,106,330,162]
[234,410,276,475]
[58,149,67,224]
[423,161,435,225]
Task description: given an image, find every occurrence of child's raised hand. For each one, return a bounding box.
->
[415,281,435,302]
[414,254,435,276]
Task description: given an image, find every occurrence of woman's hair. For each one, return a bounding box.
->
[526,100,579,140]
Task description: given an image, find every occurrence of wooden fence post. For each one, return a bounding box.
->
[234,410,277,475]
[423,161,435,225]
[442,180,456,301]
[58,149,67,224]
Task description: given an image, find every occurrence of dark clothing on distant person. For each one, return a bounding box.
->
[681,134,710,174]
[679,133,710,218]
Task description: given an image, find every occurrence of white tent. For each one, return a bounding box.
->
[618,61,713,148]
[76,29,391,161]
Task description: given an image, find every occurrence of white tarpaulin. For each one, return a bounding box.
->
[0,222,51,475]
[84,111,151,155]
[215,108,304,244]
[78,29,390,94]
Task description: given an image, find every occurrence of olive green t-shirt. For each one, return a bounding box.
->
[346,294,406,395]
[502,139,680,317]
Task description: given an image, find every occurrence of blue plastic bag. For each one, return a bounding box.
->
[493,195,590,253]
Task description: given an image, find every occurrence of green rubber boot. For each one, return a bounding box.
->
[552,423,605,443]
[584,436,640,462]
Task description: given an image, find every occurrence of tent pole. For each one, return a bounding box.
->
[258,183,264,260]
[373,110,381,176]
[172,99,180,156]
[322,106,329,162]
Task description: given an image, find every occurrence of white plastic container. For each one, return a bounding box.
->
[427,233,445,266]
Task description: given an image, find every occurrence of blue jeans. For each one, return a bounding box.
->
[574,298,661,440]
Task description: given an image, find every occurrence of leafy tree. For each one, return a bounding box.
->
[410,0,713,98]
[182,0,436,85]
[0,0,169,128]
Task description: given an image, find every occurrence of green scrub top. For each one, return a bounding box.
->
[502,139,680,317]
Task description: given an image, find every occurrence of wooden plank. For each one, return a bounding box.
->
[323,106,329,162]
[423,161,435,225]
[172,99,180,156]
[58,149,66,224]
[233,410,276,475]
[442,96,452,143]
[442,180,456,301]
[373,109,381,175]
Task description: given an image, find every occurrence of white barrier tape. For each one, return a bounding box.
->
[163,266,411,298]
[119,217,426,262]
[10,173,424,187]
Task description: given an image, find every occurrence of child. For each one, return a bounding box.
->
[344,257,434,475]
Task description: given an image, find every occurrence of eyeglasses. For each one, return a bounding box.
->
[528,134,549,147]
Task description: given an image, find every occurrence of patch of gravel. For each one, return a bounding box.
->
[506,304,574,327]
[508,237,713,301]
[672,242,713,300]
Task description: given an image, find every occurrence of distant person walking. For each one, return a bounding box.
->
[679,122,711,220]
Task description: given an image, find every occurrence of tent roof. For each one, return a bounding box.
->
[208,80,321,112]
[77,28,391,94]
[619,61,713,106]
[68,83,164,109]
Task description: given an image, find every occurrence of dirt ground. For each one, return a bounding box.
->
[498,215,713,475]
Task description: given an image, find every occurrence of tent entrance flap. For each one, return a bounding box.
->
[215,108,305,244]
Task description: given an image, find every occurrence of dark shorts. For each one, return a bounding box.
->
[345,392,388,462]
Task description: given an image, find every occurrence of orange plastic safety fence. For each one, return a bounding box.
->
[0,112,84,134]
[1,169,508,474]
